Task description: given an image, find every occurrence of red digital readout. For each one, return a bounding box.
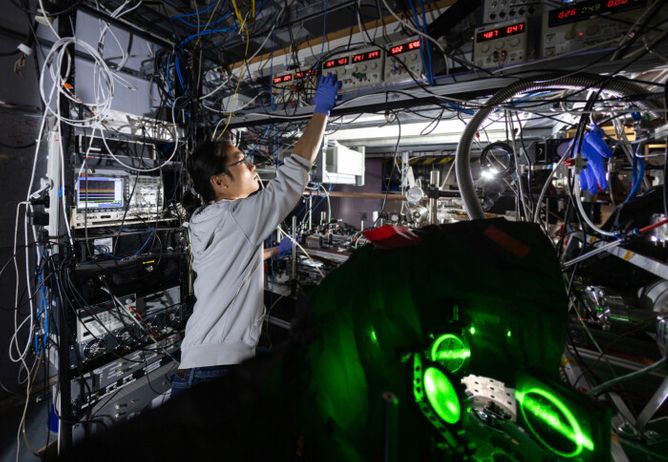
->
[548,0,644,27]
[482,29,499,40]
[352,49,382,62]
[388,40,421,56]
[323,57,349,69]
[506,23,524,34]
[558,8,577,19]
[295,70,315,79]
[476,22,525,42]
[273,74,292,84]
[390,45,403,55]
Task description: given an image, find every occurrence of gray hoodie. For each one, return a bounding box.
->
[179,155,311,368]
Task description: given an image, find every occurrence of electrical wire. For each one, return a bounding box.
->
[589,357,667,396]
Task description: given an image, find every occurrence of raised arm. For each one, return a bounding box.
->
[293,73,341,166]
[230,74,342,245]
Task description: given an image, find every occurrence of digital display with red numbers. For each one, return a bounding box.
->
[352,49,382,63]
[295,69,316,79]
[476,22,525,42]
[323,57,349,69]
[387,40,421,56]
[272,73,292,84]
[548,0,646,27]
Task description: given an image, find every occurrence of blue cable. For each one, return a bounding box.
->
[269,50,276,110]
[173,13,232,29]
[170,2,218,20]
[174,53,187,92]
[417,0,434,84]
[320,0,328,56]
[178,27,238,48]
[165,55,173,101]
[407,0,431,84]
[134,229,156,256]
[624,144,645,203]
[34,270,49,354]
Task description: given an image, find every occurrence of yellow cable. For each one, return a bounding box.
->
[203,0,223,31]
[216,23,250,141]
[230,0,244,24]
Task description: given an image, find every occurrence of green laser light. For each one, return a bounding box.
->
[424,367,461,425]
[516,388,594,458]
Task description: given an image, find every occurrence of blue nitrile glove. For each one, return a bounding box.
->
[573,124,613,194]
[277,236,293,257]
[313,73,342,115]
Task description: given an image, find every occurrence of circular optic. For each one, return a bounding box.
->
[430,334,470,373]
[516,388,594,458]
[423,367,461,424]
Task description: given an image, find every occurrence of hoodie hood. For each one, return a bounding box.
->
[189,201,231,255]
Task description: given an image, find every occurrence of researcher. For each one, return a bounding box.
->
[171,74,341,396]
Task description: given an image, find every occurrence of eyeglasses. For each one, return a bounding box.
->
[226,154,253,168]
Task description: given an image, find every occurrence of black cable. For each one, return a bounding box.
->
[660,80,668,218]
[10,0,83,17]
[375,111,402,224]
[0,140,37,149]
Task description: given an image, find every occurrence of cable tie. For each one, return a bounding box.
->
[17,44,32,56]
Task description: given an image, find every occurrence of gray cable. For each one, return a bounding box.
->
[589,357,667,396]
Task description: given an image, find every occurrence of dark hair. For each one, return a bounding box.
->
[187,141,236,202]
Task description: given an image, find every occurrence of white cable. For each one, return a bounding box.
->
[15,357,39,462]
[96,97,181,172]
[379,0,446,57]
[277,226,326,278]
[574,178,617,237]
[37,0,60,40]
[532,149,571,224]
[9,203,33,375]
[40,38,115,126]
[199,74,231,101]
[562,239,623,268]
[319,183,331,224]
[200,17,280,101]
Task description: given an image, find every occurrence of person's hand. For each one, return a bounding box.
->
[313,73,342,115]
[277,236,293,257]
[574,124,612,194]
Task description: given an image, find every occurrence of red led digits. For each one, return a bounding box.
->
[273,74,292,84]
[323,57,349,69]
[408,40,421,50]
[558,8,577,19]
[352,50,381,62]
[476,22,525,42]
[506,23,524,33]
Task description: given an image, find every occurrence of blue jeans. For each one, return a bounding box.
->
[170,364,234,399]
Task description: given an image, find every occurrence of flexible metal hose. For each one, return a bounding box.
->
[455,73,657,219]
